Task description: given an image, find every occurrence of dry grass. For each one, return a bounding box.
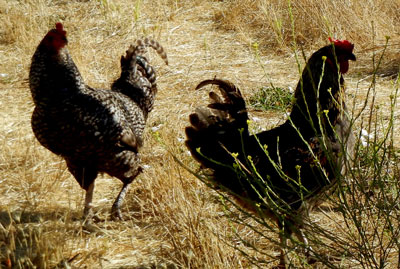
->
[0,0,399,268]
[214,0,400,49]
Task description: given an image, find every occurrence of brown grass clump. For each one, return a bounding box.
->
[213,0,400,50]
[0,0,399,268]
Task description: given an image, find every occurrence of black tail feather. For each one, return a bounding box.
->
[195,79,248,123]
[185,79,250,173]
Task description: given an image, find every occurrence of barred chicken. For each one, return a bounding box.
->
[29,23,168,222]
[185,39,355,267]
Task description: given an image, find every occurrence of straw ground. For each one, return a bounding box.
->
[0,0,399,267]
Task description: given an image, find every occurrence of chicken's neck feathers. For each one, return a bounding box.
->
[29,47,87,106]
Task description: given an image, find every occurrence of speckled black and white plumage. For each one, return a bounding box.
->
[29,23,168,221]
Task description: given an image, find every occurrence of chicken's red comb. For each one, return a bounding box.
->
[328,37,354,52]
[55,22,66,36]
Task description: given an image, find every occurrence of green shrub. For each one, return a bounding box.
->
[248,86,293,111]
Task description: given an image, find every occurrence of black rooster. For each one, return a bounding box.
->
[185,39,355,267]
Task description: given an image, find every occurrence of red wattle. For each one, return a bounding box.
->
[340,60,349,74]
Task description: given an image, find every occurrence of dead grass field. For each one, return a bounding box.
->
[0,0,399,268]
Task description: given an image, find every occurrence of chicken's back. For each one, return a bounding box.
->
[32,86,145,179]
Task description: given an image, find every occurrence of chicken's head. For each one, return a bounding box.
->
[328,37,356,74]
[41,23,68,54]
